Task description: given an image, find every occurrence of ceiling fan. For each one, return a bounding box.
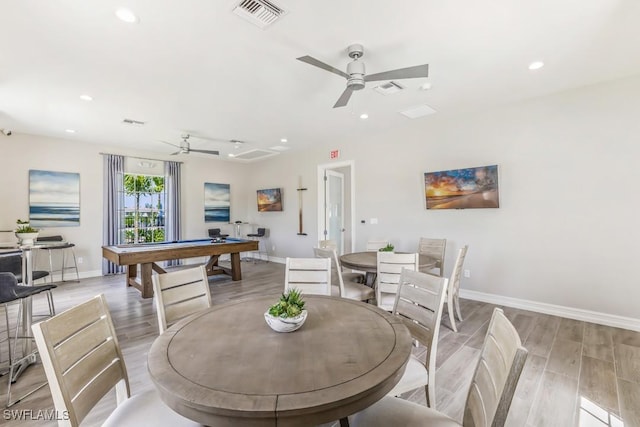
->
[297,44,429,108]
[160,134,219,156]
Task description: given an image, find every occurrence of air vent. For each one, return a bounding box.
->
[373,81,404,96]
[233,0,286,29]
[122,118,145,126]
[232,149,278,161]
[399,104,437,119]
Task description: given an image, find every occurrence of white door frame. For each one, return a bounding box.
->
[317,160,355,254]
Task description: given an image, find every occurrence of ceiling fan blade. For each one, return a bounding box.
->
[365,64,429,82]
[188,149,220,156]
[160,140,181,149]
[170,151,181,155]
[188,134,246,144]
[297,55,349,79]
[333,87,354,108]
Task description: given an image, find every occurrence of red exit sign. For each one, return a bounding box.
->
[330,149,340,159]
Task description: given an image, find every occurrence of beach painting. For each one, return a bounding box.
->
[425,165,499,209]
[204,182,230,222]
[257,188,283,212]
[29,170,80,227]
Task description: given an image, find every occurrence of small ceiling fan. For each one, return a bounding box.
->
[160,134,219,156]
[297,44,429,108]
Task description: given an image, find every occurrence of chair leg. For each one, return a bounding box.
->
[446,290,458,332]
[454,294,463,321]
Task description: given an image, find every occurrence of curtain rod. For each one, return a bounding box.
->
[99,152,183,164]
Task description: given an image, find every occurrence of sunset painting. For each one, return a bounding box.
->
[257,188,283,212]
[425,165,499,209]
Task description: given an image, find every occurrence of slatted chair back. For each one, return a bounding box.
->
[463,308,528,427]
[392,268,448,404]
[418,237,447,277]
[31,294,129,427]
[285,257,332,296]
[312,247,344,296]
[319,240,338,251]
[152,265,212,334]
[366,239,389,252]
[376,252,419,311]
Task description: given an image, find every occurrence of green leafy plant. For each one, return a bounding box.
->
[268,289,306,318]
[16,219,38,233]
[379,243,395,252]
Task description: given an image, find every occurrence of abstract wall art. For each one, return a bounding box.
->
[204,182,230,222]
[29,169,81,227]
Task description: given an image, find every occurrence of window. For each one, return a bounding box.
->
[121,174,165,244]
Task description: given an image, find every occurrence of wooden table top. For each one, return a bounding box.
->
[148,295,412,426]
[340,251,438,273]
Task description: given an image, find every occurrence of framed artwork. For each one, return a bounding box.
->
[29,170,81,227]
[424,165,499,209]
[257,188,283,212]
[204,183,230,222]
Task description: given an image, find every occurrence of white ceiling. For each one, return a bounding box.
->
[1,0,639,160]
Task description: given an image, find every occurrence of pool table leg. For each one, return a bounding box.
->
[230,252,242,280]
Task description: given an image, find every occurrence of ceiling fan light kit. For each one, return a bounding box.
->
[297,43,429,108]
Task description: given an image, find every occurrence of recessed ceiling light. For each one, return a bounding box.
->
[65,129,76,134]
[528,61,544,70]
[79,94,93,101]
[360,113,369,120]
[115,8,138,23]
[420,82,432,91]
[280,138,288,143]
[228,153,235,157]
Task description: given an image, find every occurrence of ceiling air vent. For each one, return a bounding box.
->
[232,149,278,161]
[233,0,286,29]
[373,81,404,96]
[122,118,145,126]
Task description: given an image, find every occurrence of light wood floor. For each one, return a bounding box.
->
[1,261,639,426]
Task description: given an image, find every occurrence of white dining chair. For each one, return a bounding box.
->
[445,245,469,332]
[319,239,338,251]
[31,294,201,427]
[366,239,390,252]
[284,257,332,295]
[418,237,447,277]
[350,308,528,427]
[375,252,419,311]
[387,268,448,408]
[313,247,372,301]
[152,265,212,334]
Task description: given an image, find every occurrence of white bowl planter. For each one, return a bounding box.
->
[264,310,308,333]
[16,232,39,245]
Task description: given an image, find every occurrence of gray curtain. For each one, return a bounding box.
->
[102,154,125,275]
[165,161,182,266]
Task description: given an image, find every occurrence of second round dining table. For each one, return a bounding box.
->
[340,251,438,286]
[147,294,412,427]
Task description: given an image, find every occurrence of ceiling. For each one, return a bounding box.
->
[1,0,639,160]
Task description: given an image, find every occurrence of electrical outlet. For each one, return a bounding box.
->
[463,269,470,278]
[77,257,84,264]
[370,218,378,224]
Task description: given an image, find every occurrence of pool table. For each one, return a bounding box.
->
[102,238,258,298]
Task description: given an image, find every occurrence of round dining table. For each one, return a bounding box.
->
[340,251,438,286]
[147,294,412,427]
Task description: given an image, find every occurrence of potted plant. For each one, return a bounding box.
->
[378,243,395,252]
[264,288,308,333]
[15,219,39,245]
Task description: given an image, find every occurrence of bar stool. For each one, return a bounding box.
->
[0,272,57,406]
[246,227,269,262]
[36,235,80,283]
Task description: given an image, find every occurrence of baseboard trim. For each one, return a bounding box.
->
[267,256,285,264]
[459,289,640,332]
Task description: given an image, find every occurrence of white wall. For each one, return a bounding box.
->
[0,134,252,275]
[248,74,640,321]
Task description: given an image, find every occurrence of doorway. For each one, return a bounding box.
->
[317,160,355,255]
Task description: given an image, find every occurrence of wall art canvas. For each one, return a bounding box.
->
[257,188,283,212]
[204,182,230,222]
[425,165,499,209]
[29,169,80,227]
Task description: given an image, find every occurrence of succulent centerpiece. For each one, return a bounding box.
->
[264,289,308,333]
[15,219,39,245]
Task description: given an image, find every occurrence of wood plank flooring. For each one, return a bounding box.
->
[1,260,639,426]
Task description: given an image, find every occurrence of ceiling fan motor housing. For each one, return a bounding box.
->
[347,60,365,90]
